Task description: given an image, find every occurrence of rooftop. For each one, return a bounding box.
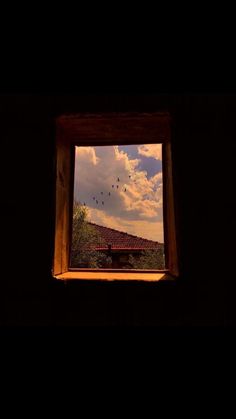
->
[88,222,163,251]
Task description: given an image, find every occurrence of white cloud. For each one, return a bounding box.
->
[75,146,99,165]
[74,145,164,241]
[138,144,162,161]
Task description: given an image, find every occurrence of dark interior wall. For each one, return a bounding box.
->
[0,94,226,327]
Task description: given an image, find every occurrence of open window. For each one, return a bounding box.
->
[53,113,178,281]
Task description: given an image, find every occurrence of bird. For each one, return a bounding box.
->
[112,185,114,188]
[117,177,120,182]
[129,175,131,178]
[124,188,127,192]
[117,185,119,189]
[102,201,104,205]
[108,192,111,196]
[83,202,86,206]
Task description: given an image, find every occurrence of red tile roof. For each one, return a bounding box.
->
[88,222,162,251]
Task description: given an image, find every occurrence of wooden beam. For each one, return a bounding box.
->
[53,127,72,275]
[163,142,179,276]
[54,271,174,282]
[57,113,171,144]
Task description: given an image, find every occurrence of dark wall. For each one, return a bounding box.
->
[0,94,227,327]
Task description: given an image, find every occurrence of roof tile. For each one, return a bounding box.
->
[88,222,162,250]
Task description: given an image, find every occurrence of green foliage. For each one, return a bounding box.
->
[128,248,165,270]
[70,202,112,268]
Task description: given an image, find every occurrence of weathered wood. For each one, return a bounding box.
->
[53,128,72,275]
[163,142,179,276]
[69,268,169,273]
[55,271,173,282]
[53,139,64,275]
[56,113,171,144]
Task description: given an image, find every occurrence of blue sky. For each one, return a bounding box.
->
[118,145,162,179]
[74,144,164,242]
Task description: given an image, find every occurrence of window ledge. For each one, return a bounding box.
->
[54,271,175,282]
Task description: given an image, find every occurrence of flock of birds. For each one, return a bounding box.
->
[82,174,136,207]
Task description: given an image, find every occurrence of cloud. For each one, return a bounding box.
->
[74,145,164,241]
[75,146,99,166]
[138,144,162,161]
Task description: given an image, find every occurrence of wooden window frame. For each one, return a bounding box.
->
[52,112,178,282]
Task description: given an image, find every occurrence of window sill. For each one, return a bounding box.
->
[54,271,175,282]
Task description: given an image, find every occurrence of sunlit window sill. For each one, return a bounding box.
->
[54,270,175,282]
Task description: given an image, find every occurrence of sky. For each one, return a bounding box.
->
[73,144,164,242]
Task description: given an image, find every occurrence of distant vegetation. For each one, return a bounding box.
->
[128,248,165,270]
[70,202,112,268]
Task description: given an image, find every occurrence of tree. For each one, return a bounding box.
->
[128,248,165,270]
[70,202,112,268]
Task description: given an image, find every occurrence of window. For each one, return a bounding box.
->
[71,143,165,270]
[53,113,178,281]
